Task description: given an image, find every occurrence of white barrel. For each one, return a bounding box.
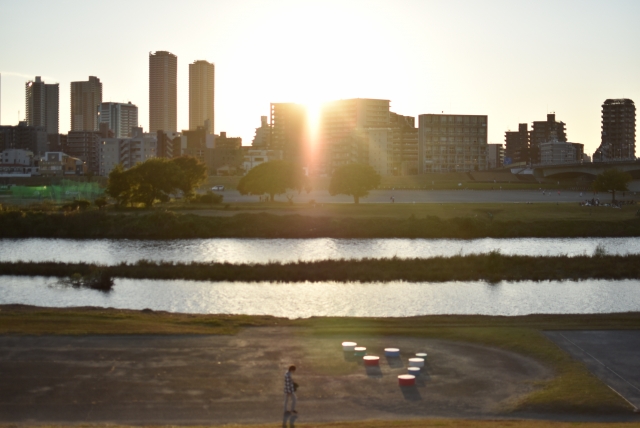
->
[342,341,357,352]
[415,352,427,359]
[408,357,425,367]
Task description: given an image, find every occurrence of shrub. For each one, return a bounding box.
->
[192,191,223,204]
[94,197,108,210]
[61,199,91,211]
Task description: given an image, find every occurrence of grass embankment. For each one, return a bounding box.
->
[5,253,640,284]
[2,307,640,415]
[0,204,639,238]
[10,423,640,428]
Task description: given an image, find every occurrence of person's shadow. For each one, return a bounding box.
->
[282,413,298,427]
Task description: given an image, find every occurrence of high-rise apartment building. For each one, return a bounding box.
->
[251,116,271,148]
[487,144,505,169]
[594,99,636,161]
[0,122,48,154]
[149,51,177,133]
[189,60,215,133]
[98,102,138,138]
[504,123,529,165]
[389,113,418,175]
[70,76,102,132]
[529,113,566,164]
[63,131,101,174]
[319,98,390,174]
[418,114,488,173]
[26,76,59,135]
[270,103,307,165]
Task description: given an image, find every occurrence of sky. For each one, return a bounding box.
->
[1,0,639,156]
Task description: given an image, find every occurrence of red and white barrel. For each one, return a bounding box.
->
[398,374,416,386]
[363,355,380,366]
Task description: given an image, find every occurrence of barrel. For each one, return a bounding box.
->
[398,374,415,386]
[408,367,421,376]
[408,357,425,367]
[354,346,367,357]
[363,355,380,366]
[384,348,400,357]
[342,342,357,352]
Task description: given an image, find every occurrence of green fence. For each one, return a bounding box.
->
[10,180,104,201]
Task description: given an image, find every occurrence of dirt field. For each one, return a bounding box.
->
[0,327,553,425]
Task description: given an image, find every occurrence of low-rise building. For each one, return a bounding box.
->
[209,132,243,175]
[0,149,39,176]
[39,152,86,176]
[243,148,283,172]
[539,136,583,165]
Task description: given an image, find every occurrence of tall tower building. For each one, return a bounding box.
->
[189,60,214,133]
[70,76,102,131]
[594,99,636,161]
[26,76,59,135]
[149,51,177,133]
[98,102,138,138]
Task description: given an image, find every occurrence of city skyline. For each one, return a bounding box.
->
[1,0,640,156]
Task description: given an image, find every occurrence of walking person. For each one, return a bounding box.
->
[283,365,297,415]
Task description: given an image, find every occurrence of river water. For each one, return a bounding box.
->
[1,276,639,318]
[1,237,639,265]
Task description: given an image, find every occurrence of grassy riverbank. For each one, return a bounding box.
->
[4,253,640,284]
[11,422,640,428]
[2,307,639,415]
[1,207,640,238]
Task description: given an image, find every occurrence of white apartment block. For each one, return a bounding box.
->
[98,127,157,175]
[540,140,578,165]
[98,102,138,138]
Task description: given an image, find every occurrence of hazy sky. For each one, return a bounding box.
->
[1,0,639,155]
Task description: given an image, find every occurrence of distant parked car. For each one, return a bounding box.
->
[211,185,225,191]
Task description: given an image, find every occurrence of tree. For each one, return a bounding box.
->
[127,158,180,207]
[329,163,381,204]
[106,164,134,206]
[237,160,310,202]
[171,156,208,200]
[105,157,207,208]
[592,168,632,204]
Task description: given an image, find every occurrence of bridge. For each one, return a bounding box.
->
[532,160,640,180]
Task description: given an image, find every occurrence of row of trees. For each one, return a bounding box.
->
[237,160,381,204]
[104,155,633,207]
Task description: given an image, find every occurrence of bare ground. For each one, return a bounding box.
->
[0,327,553,425]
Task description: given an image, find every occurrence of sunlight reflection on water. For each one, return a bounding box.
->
[1,237,640,265]
[1,276,639,319]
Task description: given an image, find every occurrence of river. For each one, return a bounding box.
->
[1,237,639,265]
[1,277,639,318]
